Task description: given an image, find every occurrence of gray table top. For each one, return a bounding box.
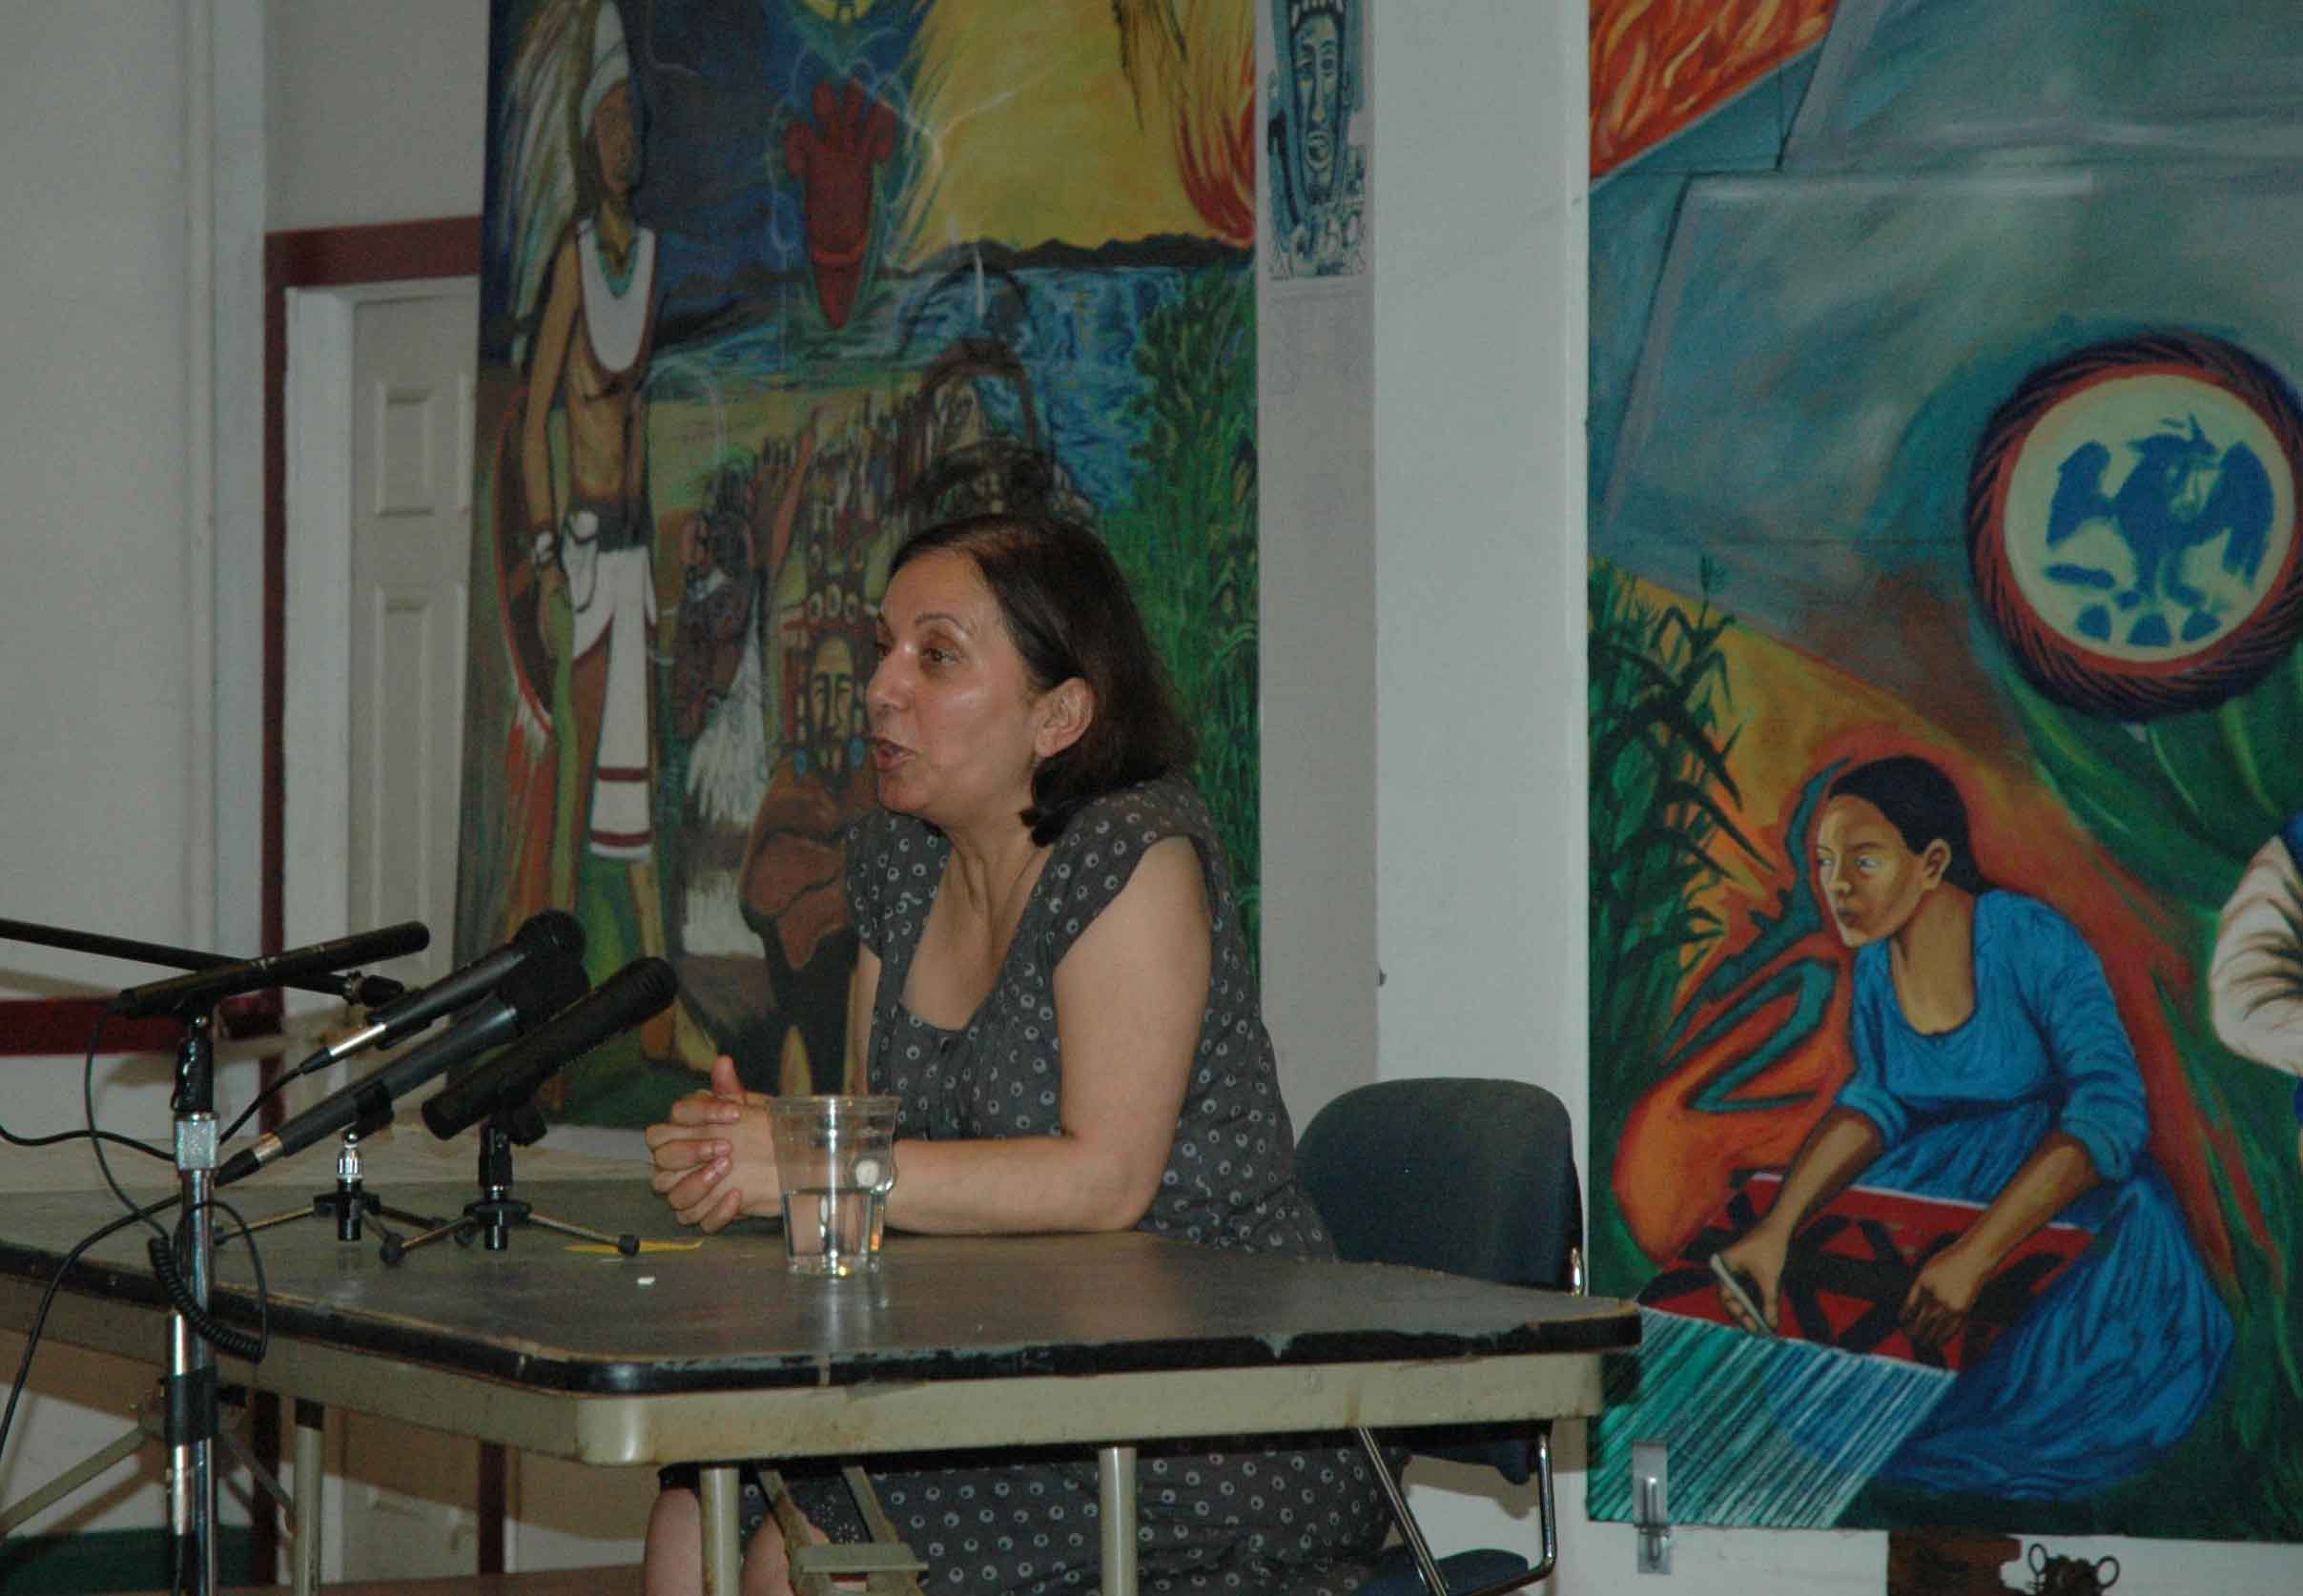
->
[0,1178,1637,1398]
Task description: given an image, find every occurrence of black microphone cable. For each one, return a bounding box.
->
[217,1077,282,1148]
[217,1038,323,1147]
[73,1005,276,1360]
[42,1010,275,1416]
[153,1205,271,1596]
[0,994,278,1513]
[152,1193,271,1364]
[0,1117,173,1163]
[0,1002,172,1166]
[0,1192,178,1507]
[79,1006,178,1248]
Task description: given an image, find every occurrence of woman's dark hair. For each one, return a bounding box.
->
[890,512,1196,843]
[1826,755,1987,893]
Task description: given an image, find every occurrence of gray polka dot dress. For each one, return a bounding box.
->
[827,774,1390,1595]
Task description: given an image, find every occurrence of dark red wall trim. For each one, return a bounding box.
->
[0,999,184,1057]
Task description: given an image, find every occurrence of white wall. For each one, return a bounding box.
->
[1370,2,1587,1097]
[0,0,219,1547]
[1256,25,1381,1132]
[266,0,488,230]
[1367,0,1620,1580]
[2,5,196,981]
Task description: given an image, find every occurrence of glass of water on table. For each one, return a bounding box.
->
[768,1094,900,1276]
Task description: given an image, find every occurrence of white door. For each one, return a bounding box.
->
[346,285,477,990]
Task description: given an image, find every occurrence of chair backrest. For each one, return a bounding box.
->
[1296,1076,1584,1486]
[1297,1075,1582,1290]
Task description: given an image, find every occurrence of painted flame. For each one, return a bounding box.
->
[1591,0,1840,178]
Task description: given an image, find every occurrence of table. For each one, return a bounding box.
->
[0,1178,1638,1594]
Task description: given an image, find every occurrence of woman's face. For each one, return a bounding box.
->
[866,550,1049,829]
[1813,794,1948,949]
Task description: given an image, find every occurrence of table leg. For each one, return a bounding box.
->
[292,1400,323,1596]
[1097,1444,1137,1596]
[698,1463,743,1596]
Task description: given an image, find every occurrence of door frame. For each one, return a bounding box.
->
[262,219,481,973]
[280,273,479,991]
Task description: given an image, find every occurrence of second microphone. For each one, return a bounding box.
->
[422,957,680,1141]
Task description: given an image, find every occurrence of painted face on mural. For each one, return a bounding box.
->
[1812,794,1950,950]
[1291,13,1342,203]
[590,81,642,200]
[804,631,861,785]
[866,551,1054,827]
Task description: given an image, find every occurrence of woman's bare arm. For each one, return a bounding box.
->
[881,836,1208,1234]
[647,839,1210,1237]
[844,942,880,1095]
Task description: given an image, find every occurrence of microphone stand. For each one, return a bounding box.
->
[0,915,407,1009]
[0,916,413,1596]
[164,1002,222,1596]
[229,1049,459,1255]
[231,1129,449,1250]
[383,1105,638,1263]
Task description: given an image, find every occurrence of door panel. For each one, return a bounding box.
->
[348,287,475,989]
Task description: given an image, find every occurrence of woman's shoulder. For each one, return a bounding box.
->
[1038,775,1219,939]
[1054,773,1213,855]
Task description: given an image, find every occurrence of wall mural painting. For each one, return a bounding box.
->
[458,0,1260,1126]
[1587,0,2303,1552]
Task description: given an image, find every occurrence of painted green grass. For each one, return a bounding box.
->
[1586,557,1753,1290]
[1101,264,1262,963]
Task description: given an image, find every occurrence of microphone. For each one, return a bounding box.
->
[110,922,432,1019]
[422,957,678,1141]
[280,911,585,1080]
[216,951,590,1185]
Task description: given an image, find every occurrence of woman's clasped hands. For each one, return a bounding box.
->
[645,1054,781,1232]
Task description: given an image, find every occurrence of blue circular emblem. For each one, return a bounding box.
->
[1968,333,2303,719]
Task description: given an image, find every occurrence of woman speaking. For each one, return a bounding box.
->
[642,513,1388,1595]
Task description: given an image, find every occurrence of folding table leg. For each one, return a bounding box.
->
[698,1463,743,1596]
[292,1400,324,1596]
[1098,1444,1138,1596]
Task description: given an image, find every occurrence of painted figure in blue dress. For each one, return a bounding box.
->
[1716,754,2231,1499]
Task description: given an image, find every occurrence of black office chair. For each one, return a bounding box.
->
[1296,1076,1585,1596]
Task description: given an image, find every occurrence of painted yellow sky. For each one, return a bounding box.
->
[900,0,1215,262]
